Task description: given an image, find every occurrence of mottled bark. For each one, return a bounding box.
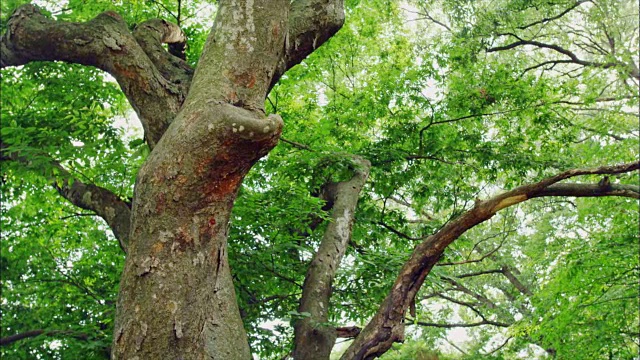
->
[1,4,186,148]
[112,0,288,357]
[293,156,370,360]
[341,161,639,360]
[132,19,193,93]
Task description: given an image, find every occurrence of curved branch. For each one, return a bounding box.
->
[1,5,186,148]
[487,36,638,79]
[132,19,193,86]
[1,143,131,252]
[516,0,590,30]
[53,165,131,253]
[270,0,345,90]
[341,160,639,360]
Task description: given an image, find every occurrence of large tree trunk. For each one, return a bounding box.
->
[111,0,289,356]
[111,105,282,359]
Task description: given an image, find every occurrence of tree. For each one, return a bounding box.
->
[1,0,638,359]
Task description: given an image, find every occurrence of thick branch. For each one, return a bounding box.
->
[341,160,639,360]
[132,19,193,88]
[1,144,131,252]
[0,330,45,346]
[1,5,186,148]
[336,326,361,339]
[53,165,131,253]
[293,156,370,360]
[532,182,639,199]
[270,0,345,90]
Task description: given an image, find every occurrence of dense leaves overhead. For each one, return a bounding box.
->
[1,0,638,359]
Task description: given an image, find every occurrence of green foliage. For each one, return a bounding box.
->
[1,0,638,358]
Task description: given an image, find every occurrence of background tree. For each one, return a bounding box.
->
[1,0,638,359]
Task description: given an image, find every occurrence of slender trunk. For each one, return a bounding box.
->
[293,157,370,360]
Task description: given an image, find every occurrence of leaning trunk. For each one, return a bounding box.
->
[110,0,291,357]
[112,103,282,358]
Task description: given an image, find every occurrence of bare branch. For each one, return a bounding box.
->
[279,138,314,151]
[456,269,504,279]
[53,164,131,252]
[406,318,511,328]
[1,329,89,346]
[377,221,422,241]
[1,142,131,252]
[516,1,590,30]
[485,336,513,355]
[414,9,451,32]
[441,276,498,309]
[341,160,639,360]
[487,36,638,79]
[500,266,533,296]
[437,240,503,266]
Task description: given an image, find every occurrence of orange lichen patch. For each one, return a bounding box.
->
[234,71,256,89]
[196,135,282,206]
[175,175,188,185]
[103,11,122,20]
[202,172,243,202]
[155,193,166,213]
[151,242,164,255]
[272,22,280,38]
[173,228,194,252]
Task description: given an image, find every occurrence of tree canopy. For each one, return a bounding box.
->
[1,0,638,359]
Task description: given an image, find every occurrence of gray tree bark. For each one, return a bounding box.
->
[293,156,370,360]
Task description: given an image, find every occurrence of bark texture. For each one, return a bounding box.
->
[112,0,289,357]
[341,161,639,360]
[293,156,370,360]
